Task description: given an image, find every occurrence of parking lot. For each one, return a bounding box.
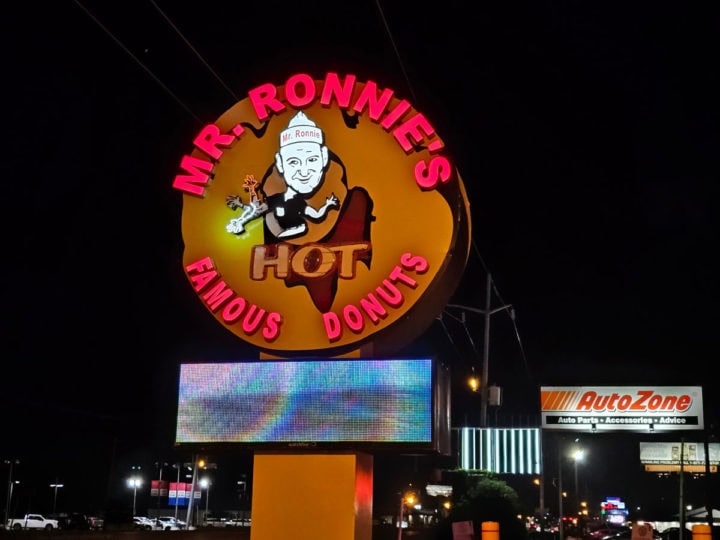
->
[0,530,250,539]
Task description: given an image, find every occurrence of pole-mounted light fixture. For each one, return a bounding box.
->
[49,482,64,515]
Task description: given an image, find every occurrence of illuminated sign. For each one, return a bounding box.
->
[639,442,720,465]
[645,464,717,473]
[456,427,541,474]
[601,498,625,509]
[172,72,471,356]
[175,357,451,453]
[150,480,169,497]
[540,386,704,432]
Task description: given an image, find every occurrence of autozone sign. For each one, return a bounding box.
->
[540,386,704,432]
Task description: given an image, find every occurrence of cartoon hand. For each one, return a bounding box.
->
[327,193,339,207]
[226,218,245,234]
[226,195,245,210]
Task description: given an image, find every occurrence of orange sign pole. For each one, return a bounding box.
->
[250,453,373,540]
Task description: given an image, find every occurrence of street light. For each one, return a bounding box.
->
[533,477,546,530]
[199,477,211,520]
[237,478,247,501]
[171,463,185,520]
[49,481,64,515]
[155,461,169,482]
[557,438,585,540]
[185,457,217,529]
[397,489,417,540]
[572,446,585,515]
[4,459,20,530]
[153,461,168,517]
[127,476,142,516]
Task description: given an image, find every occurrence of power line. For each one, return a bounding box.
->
[373,0,529,388]
[148,0,240,102]
[72,0,202,124]
[374,0,418,105]
[470,239,534,383]
[435,314,467,365]
[377,0,533,393]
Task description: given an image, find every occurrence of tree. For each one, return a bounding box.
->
[435,470,529,540]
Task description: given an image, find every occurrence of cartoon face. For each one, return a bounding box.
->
[276,141,329,195]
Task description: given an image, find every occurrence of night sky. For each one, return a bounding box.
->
[2,0,718,521]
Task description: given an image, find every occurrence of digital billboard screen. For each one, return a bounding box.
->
[175,358,449,453]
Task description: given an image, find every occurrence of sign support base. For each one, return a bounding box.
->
[250,452,373,540]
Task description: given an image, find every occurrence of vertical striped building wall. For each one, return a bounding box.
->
[455,427,542,474]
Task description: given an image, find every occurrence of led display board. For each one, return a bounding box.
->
[175,357,450,454]
[540,386,704,432]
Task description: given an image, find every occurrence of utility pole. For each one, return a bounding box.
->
[558,445,564,540]
[448,272,512,427]
[172,463,182,520]
[534,474,546,528]
[679,440,685,540]
[539,475,545,525]
[481,273,492,427]
[155,461,167,518]
[704,431,715,540]
[185,457,199,529]
[397,494,404,540]
[4,459,19,529]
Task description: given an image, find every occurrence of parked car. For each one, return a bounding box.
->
[585,526,631,540]
[601,526,661,540]
[62,512,91,530]
[88,516,104,530]
[203,516,229,528]
[6,514,59,531]
[133,516,155,530]
[225,517,251,527]
[156,516,187,530]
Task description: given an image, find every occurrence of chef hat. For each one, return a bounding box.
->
[279,111,324,147]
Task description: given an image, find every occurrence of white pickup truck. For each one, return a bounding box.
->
[6,513,59,530]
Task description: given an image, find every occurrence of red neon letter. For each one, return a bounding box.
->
[172,155,214,196]
[400,252,429,273]
[352,80,395,121]
[393,113,436,152]
[248,82,286,121]
[322,312,342,341]
[414,156,452,190]
[262,312,282,341]
[387,265,418,288]
[193,124,236,160]
[320,72,357,108]
[185,256,214,274]
[380,99,411,130]
[285,73,317,108]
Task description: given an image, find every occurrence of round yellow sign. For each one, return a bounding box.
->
[173,72,471,356]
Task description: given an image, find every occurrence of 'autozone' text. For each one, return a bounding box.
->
[577,390,692,412]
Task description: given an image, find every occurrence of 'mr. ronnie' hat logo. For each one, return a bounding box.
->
[172,72,471,357]
[279,111,323,146]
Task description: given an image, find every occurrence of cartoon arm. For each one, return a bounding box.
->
[226,195,246,210]
[305,193,339,219]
